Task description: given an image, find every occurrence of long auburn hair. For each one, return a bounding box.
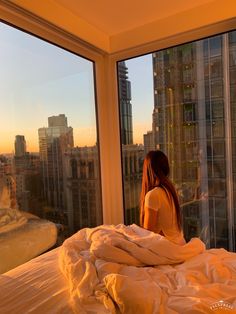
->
[140,150,182,231]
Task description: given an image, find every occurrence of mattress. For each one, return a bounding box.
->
[0,248,73,314]
[0,247,107,314]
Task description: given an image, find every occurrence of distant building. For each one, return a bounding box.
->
[118,61,133,145]
[0,162,4,179]
[143,131,155,155]
[15,135,26,157]
[13,153,41,212]
[122,144,144,225]
[64,146,102,234]
[12,135,41,211]
[48,114,69,127]
[118,62,144,225]
[38,114,74,216]
[0,156,10,179]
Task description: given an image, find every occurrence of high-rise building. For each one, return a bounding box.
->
[122,144,144,225]
[152,31,236,251]
[15,135,26,157]
[118,61,133,145]
[48,114,68,127]
[64,145,102,234]
[0,156,13,196]
[118,62,144,224]
[38,114,74,216]
[13,151,41,212]
[143,131,155,155]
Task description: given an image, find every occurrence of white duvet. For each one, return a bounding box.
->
[59,224,236,314]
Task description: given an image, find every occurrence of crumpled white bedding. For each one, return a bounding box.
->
[59,224,236,313]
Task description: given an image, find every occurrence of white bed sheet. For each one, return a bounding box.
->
[0,246,114,314]
[0,248,73,314]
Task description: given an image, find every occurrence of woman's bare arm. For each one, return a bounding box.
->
[143,206,159,233]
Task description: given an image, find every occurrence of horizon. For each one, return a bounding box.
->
[0,23,154,154]
[0,112,148,154]
[0,23,97,154]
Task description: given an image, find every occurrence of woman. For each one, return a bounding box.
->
[140,150,185,245]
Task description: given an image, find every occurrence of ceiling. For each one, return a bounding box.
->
[6,0,236,53]
[54,0,215,36]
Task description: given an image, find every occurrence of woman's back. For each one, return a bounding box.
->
[144,186,185,245]
[140,150,185,245]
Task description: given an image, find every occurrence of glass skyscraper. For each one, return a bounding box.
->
[118,61,133,145]
[151,31,236,251]
[118,61,144,224]
[38,114,74,214]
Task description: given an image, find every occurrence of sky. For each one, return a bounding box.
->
[125,55,154,144]
[0,22,154,154]
[0,22,96,153]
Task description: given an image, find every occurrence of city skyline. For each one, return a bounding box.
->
[0,124,97,154]
[0,22,97,153]
[0,113,103,240]
[0,22,154,153]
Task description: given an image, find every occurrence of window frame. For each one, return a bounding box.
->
[0,3,125,226]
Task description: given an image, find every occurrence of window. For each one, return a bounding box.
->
[229,32,236,44]
[229,50,236,66]
[183,103,196,122]
[183,86,195,102]
[211,80,223,98]
[71,159,78,179]
[0,22,102,269]
[118,30,236,252]
[212,101,224,119]
[210,58,222,78]
[209,36,222,57]
[182,44,194,64]
[183,66,194,83]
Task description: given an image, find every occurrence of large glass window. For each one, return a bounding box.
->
[0,22,102,271]
[118,30,236,252]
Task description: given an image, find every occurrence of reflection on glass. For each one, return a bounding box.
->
[119,30,236,252]
[0,22,102,269]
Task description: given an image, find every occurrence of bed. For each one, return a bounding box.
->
[0,248,73,314]
[0,247,108,314]
[0,224,236,314]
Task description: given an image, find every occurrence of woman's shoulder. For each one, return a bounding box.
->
[147,186,165,195]
[146,186,171,203]
[145,187,158,197]
[145,186,169,210]
[145,188,159,210]
[145,187,164,205]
